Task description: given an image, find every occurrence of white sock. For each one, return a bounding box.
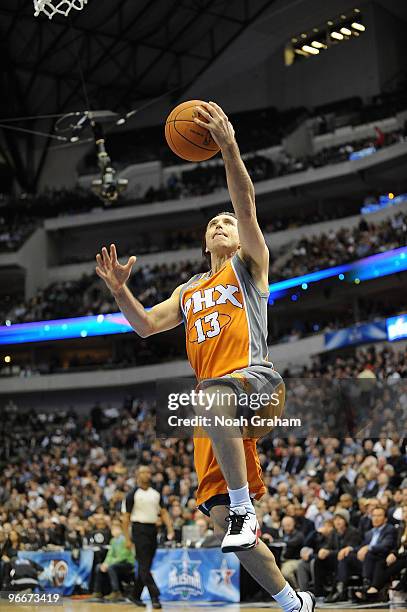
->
[273,581,301,612]
[227,483,254,512]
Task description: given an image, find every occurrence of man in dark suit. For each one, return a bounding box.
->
[315,509,361,599]
[327,505,396,602]
[278,516,304,589]
[324,464,356,498]
[355,503,407,600]
[285,446,306,475]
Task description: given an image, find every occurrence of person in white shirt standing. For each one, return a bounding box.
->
[122,466,174,609]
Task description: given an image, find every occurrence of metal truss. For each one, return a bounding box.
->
[0,0,273,191]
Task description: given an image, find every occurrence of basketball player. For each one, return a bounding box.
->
[96,101,315,612]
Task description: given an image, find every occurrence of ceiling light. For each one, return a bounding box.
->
[331,31,344,40]
[354,8,361,13]
[340,27,352,35]
[4,355,11,363]
[301,33,307,39]
[313,28,319,33]
[291,37,298,43]
[353,31,360,36]
[302,45,319,55]
[294,49,309,57]
[311,41,326,49]
[341,14,347,19]
[352,22,366,31]
[327,20,334,26]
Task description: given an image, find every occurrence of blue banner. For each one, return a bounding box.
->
[2,248,407,345]
[0,312,133,345]
[387,314,407,342]
[142,548,240,603]
[360,192,407,215]
[324,320,387,350]
[18,550,94,596]
[349,146,376,160]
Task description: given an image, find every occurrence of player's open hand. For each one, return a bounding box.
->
[95,244,136,296]
[194,101,235,150]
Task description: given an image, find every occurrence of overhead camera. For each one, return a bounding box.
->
[55,109,129,203]
[91,169,128,203]
[91,130,128,203]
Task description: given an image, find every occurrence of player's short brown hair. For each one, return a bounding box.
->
[201,211,237,267]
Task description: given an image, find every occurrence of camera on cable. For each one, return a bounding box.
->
[55,109,129,204]
[91,121,128,203]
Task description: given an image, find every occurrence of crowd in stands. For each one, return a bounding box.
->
[0,219,37,253]
[78,89,407,172]
[270,211,407,281]
[142,128,405,205]
[79,105,301,172]
[2,209,406,329]
[0,189,101,254]
[1,109,405,254]
[2,260,207,325]
[2,289,406,379]
[0,344,406,601]
[312,88,407,136]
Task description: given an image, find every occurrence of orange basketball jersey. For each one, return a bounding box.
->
[180,253,271,380]
[179,253,271,505]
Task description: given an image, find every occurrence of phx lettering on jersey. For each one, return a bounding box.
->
[184,284,242,316]
[181,260,256,379]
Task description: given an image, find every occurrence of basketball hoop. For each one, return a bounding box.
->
[33,0,88,19]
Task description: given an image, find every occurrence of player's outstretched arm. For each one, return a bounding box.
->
[194,102,269,276]
[95,244,183,337]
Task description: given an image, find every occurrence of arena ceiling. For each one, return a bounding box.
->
[0,0,275,191]
[0,0,274,119]
[1,0,407,192]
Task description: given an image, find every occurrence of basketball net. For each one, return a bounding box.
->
[33,0,88,19]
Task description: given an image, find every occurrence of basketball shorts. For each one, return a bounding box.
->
[196,364,284,419]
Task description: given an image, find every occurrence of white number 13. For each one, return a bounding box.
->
[195,312,221,343]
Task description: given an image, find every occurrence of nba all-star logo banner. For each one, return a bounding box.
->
[142,548,239,603]
[18,550,93,595]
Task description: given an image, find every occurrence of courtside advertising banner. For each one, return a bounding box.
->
[18,550,94,595]
[142,548,240,603]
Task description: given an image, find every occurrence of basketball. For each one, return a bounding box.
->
[165,100,220,162]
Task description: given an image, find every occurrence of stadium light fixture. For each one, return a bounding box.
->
[302,45,319,55]
[294,49,309,57]
[4,355,11,363]
[287,10,364,65]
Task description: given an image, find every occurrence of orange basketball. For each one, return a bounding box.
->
[165,100,220,162]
